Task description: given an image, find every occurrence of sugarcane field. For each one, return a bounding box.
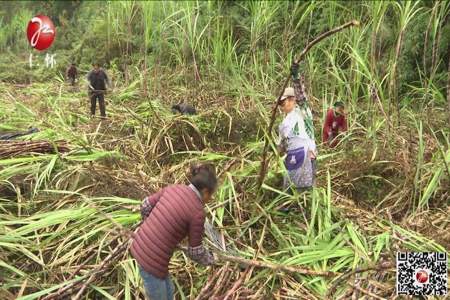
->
[1,1,450,299]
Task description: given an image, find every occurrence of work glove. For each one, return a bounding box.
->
[290,62,300,79]
[140,196,153,221]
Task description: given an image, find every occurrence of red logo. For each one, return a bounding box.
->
[26,15,56,51]
[415,270,429,284]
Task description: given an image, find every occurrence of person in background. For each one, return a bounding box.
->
[66,63,77,86]
[86,63,110,118]
[277,62,317,194]
[322,101,347,148]
[171,103,196,115]
[130,163,216,300]
[0,127,39,140]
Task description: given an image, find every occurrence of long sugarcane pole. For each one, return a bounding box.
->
[216,252,337,277]
[257,20,360,190]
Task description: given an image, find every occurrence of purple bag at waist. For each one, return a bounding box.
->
[284,147,305,171]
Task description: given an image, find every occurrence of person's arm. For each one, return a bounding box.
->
[103,71,111,88]
[322,109,334,143]
[185,211,214,266]
[277,122,289,155]
[308,138,317,159]
[291,63,308,105]
[86,71,96,91]
[341,115,348,132]
[140,189,164,220]
[66,67,73,79]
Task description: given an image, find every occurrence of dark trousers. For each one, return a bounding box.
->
[90,92,106,117]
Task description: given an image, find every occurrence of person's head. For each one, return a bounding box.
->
[278,87,296,114]
[71,63,76,66]
[92,63,100,71]
[189,163,217,203]
[334,101,345,115]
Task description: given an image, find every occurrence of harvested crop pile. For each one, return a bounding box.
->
[0,140,70,158]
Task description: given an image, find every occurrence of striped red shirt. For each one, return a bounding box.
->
[130,184,212,278]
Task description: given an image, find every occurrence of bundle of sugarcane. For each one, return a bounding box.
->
[0,140,70,158]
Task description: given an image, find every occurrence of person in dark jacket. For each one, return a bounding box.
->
[322,101,347,148]
[86,63,110,118]
[171,103,196,115]
[66,63,77,86]
[130,163,217,300]
[0,127,39,140]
